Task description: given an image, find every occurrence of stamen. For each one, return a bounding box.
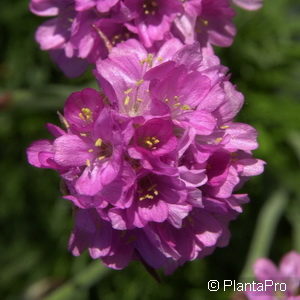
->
[140,54,154,66]
[124,88,133,95]
[144,136,160,149]
[86,159,91,167]
[181,104,191,110]
[124,95,130,105]
[135,79,144,86]
[79,107,93,122]
[142,0,158,16]
[95,138,103,147]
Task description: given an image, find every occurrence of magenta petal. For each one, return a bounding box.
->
[53,134,91,167]
[138,200,169,223]
[232,0,263,10]
[88,222,113,259]
[75,165,102,196]
[27,140,54,168]
[178,111,216,135]
[279,251,300,279]
[218,81,244,122]
[50,49,88,78]
[30,0,60,16]
[96,0,119,12]
[168,203,192,228]
[192,211,223,247]
[36,18,66,50]
[101,245,133,270]
[224,123,258,151]
[108,208,128,230]
[75,0,95,11]
[253,258,280,281]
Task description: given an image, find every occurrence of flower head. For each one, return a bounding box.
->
[27,40,264,273]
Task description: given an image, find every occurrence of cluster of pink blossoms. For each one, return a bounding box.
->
[28,0,264,273]
[30,0,262,76]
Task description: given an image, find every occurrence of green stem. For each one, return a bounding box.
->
[44,262,110,300]
[240,189,288,280]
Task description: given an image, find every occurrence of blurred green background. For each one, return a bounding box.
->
[1,0,300,299]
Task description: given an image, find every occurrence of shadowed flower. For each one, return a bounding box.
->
[29,0,262,76]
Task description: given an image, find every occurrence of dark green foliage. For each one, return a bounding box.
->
[0,0,299,299]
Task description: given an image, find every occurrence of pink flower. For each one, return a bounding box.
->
[28,88,125,196]
[124,0,183,47]
[245,251,300,299]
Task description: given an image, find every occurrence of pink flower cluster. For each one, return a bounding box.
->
[30,0,262,76]
[27,38,264,273]
[245,251,300,299]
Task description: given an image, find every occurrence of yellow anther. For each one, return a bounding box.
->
[86,159,91,167]
[220,125,229,129]
[173,103,181,108]
[144,136,160,149]
[139,196,145,201]
[202,19,209,26]
[88,149,94,153]
[153,190,159,196]
[124,95,130,105]
[124,88,133,95]
[140,54,154,66]
[137,98,143,102]
[98,155,106,160]
[95,138,103,147]
[79,107,93,122]
[215,137,223,143]
[181,104,191,110]
[135,79,144,86]
[157,57,164,62]
[164,98,169,102]
[80,133,87,137]
[145,140,153,147]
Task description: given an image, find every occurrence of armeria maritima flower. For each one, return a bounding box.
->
[29,0,262,76]
[27,39,264,273]
[245,251,300,299]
